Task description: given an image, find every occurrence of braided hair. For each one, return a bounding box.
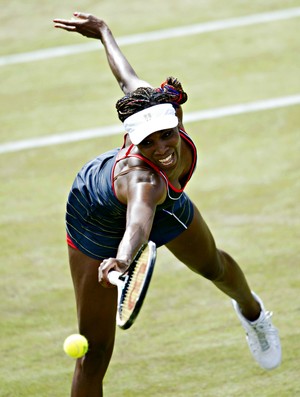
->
[115,76,188,122]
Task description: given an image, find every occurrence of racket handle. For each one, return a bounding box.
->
[107,270,122,286]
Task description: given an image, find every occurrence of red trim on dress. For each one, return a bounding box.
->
[66,233,78,250]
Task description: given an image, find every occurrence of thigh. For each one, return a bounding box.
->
[68,246,118,348]
[166,202,219,276]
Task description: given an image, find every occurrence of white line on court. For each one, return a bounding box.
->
[1,94,299,154]
[1,7,300,66]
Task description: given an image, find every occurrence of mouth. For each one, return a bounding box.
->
[158,153,174,166]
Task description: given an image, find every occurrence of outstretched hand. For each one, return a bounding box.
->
[54,11,150,93]
[53,12,107,39]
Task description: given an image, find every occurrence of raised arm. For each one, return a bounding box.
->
[53,12,151,94]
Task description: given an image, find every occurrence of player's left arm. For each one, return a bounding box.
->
[53,12,151,94]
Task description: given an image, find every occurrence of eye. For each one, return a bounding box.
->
[162,129,174,139]
[139,138,153,147]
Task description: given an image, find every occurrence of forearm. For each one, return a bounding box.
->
[54,12,150,94]
[99,24,142,94]
[116,222,152,264]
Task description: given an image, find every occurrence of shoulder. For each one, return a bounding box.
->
[114,158,167,205]
[126,167,167,206]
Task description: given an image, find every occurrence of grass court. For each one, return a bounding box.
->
[0,1,299,396]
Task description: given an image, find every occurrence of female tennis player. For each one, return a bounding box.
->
[54,12,281,397]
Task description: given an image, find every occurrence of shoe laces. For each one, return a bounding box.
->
[249,311,278,352]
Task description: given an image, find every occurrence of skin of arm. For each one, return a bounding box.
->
[53,12,151,93]
[99,170,166,286]
[53,12,184,122]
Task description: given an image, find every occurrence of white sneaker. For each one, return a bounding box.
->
[232,291,281,370]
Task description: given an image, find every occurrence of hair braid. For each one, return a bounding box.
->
[115,77,188,122]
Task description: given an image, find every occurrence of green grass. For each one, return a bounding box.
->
[1,1,300,396]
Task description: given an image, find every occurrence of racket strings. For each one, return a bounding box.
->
[120,248,149,321]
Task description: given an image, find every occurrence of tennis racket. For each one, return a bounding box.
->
[108,241,157,330]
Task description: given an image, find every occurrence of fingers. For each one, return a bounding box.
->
[53,22,76,32]
[53,12,88,30]
[53,18,76,32]
[53,12,89,24]
[98,259,107,282]
[73,12,90,20]
[53,13,102,39]
[98,259,115,288]
[53,17,76,25]
[98,258,130,287]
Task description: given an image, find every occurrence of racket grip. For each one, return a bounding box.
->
[107,270,121,286]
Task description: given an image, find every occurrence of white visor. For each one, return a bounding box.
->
[123,103,178,145]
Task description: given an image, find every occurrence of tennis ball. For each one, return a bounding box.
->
[63,334,88,358]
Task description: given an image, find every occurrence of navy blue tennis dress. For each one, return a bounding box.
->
[66,128,197,260]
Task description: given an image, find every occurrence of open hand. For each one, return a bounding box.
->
[53,12,107,39]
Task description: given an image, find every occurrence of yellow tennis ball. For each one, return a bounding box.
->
[63,334,88,358]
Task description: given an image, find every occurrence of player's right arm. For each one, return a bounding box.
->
[53,12,151,94]
[99,169,166,285]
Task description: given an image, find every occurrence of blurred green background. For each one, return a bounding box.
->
[0,1,299,396]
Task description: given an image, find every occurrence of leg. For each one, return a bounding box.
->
[166,203,281,370]
[166,203,260,320]
[68,246,118,397]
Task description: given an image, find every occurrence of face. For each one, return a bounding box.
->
[137,127,181,170]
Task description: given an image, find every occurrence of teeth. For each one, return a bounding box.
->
[159,154,173,165]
